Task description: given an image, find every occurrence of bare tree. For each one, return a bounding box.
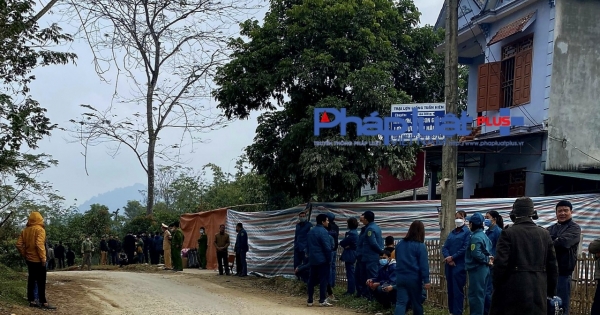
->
[65,0,255,214]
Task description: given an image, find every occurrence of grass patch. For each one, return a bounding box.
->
[0,263,27,308]
[254,276,447,314]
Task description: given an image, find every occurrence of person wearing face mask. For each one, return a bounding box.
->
[465,213,493,315]
[294,211,313,274]
[441,211,470,315]
[490,197,558,315]
[365,249,396,309]
[197,227,208,269]
[81,235,94,271]
[483,211,503,314]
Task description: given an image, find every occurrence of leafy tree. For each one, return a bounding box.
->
[213,0,442,201]
[0,0,76,216]
[66,0,256,215]
[81,204,112,239]
[123,200,146,220]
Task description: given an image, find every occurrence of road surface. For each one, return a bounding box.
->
[47,270,356,315]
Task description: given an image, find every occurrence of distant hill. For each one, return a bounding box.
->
[78,183,146,213]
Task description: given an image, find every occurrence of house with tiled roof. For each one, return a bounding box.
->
[427,0,600,198]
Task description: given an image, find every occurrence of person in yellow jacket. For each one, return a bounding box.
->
[15,212,56,309]
[161,223,172,270]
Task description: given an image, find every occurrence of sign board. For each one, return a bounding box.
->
[391,103,446,142]
[360,183,378,196]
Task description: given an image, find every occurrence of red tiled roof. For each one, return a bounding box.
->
[487,11,535,46]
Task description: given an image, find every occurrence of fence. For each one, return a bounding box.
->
[334,240,597,315]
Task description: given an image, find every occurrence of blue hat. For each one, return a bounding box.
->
[326,212,335,221]
[467,212,484,226]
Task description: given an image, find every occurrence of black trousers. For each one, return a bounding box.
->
[57,257,65,269]
[216,250,229,275]
[592,279,600,315]
[26,260,47,304]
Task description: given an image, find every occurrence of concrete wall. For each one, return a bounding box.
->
[546,0,600,171]
[459,0,480,30]
[464,1,552,134]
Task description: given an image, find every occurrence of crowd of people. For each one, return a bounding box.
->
[293,198,600,315]
[11,197,600,314]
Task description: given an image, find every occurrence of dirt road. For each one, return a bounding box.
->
[21,269,358,315]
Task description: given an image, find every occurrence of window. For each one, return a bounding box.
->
[476,35,533,113]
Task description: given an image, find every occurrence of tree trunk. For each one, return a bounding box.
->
[146,82,156,215]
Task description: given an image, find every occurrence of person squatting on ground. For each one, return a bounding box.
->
[306,214,333,307]
[483,210,503,314]
[171,221,185,272]
[358,210,384,300]
[294,210,312,274]
[15,211,56,309]
[215,224,231,275]
[235,223,249,277]
[547,200,581,315]
[490,197,558,315]
[442,210,470,315]
[393,220,430,315]
[197,227,208,269]
[81,235,94,271]
[365,249,396,309]
[589,237,600,315]
[325,212,340,289]
[339,217,359,295]
[161,224,172,269]
[465,212,493,315]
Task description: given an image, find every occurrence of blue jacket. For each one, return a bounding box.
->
[485,224,502,256]
[442,225,470,265]
[465,229,492,271]
[394,239,430,284]
[153,236,163,251]
[339,229,358,263]
[234,229,249,253]
[294,221,313,252]
[307,224,331,265]
[356,226,366,261]
[326,213,340,249]
[361,222,384,262]
[370,260,397,287]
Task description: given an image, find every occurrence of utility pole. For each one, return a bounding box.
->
[440,0,459,247]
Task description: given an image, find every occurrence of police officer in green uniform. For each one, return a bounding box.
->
[171,221,185,271]
[197,227,208,269]
[465,212,493,315]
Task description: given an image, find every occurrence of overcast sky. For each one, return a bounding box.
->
[30,0,444,206]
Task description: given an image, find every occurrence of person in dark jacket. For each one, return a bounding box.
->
[589,238,600,315]
[295,248,336,300]
[153,232,163,264]
[355,215,367,298]
[123,232,136,263]
[339,217,359,295]
[108,236,118,265]
[100,237,109,265]
[143,232,153,264]
[442,211,470,315]
[366,249,396,308]
[384,236,395,259]
[54,242,65,269]
[197,228,208,269]
[465,212,493,315]
[394,220,430,315]
[66,247,75,267]
[547,200,581,315]
[294,211,313,273]
[359,210,383,301]
[325,212,340,288]
[306,214,332,307]
[234,223,249,277]
[490,197,558,315]
[484,210,503,314]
